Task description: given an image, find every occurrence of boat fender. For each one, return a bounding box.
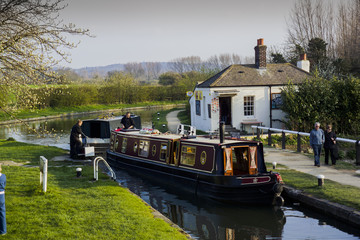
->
[274,195,284,206]
[273,183,283,194]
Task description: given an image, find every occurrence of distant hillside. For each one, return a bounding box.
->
[71,62,171,79]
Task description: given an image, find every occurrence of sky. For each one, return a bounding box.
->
[59,0,298,69]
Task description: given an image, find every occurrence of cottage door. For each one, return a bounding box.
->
[219,97,232,125]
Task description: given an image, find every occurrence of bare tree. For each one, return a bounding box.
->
[124,62,145,79]
[0,0,89,108]
[286,0,336,58]
[169,56,202,73]
[144,62,162,82]
[336,0,360,67]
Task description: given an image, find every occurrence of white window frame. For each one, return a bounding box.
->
[243,95,255,118]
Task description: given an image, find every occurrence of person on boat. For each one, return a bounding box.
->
[70,119,87,159]
[0,165,6,235]
[324,124,338,165]
[121,112,135,129]
[310,122,324,167]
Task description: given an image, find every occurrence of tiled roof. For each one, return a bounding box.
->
[197,63,310,88]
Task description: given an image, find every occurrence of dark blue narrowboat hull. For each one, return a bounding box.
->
[106,150,282,205]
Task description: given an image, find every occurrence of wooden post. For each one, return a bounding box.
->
[257,127,260,139]
[268,130,272,146]
[282,131,286,149]
[297,134,301,152]
[356,140,360,166]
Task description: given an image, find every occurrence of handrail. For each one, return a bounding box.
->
[251,125,357,142]
[93,156,116,181]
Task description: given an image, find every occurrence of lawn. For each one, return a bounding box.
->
[0,140,188,240]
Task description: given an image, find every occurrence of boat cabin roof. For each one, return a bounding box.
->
[114,130,257,146]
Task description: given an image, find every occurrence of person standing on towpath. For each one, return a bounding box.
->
[310,122,325,167]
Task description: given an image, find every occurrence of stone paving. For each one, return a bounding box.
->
[264,147,360,189]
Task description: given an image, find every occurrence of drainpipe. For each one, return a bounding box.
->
[269,85,273,128]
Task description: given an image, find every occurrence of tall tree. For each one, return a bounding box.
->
[0,0,89,109]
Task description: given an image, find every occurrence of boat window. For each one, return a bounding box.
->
[152,145,156,157]
[133,142,138,153]
[180,146,196,166]
[121,138,127,153]
[160,143,167,161]
[114,137,119,151]
[200,151,207,165]
[138,140,150,157]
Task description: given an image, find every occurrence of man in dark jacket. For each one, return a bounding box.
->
[324,124,338,165]
[70,119,86,158]
[121,112,135,129]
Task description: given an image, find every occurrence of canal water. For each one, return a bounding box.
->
[0,109,359,239]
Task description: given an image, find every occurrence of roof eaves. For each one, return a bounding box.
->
[210,65,234,87]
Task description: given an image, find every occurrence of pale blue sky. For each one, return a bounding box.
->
[60,0,298,68]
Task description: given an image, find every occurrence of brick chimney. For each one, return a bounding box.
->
[297,53,310,72]
[254,38,267,69]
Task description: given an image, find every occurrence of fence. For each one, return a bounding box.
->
[251,126,360,165]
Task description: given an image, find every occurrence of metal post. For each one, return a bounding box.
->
[268,130,272,146]
[297,134,301,152]
[220,121,225,143]
[282,131,286,149]
[356,140,360,166]
[257,127,260,139]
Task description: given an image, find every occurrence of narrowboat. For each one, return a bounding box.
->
[106,126,284,205]
[81,114,141,156]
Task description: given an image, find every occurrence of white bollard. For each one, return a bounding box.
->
[76,168,82,178]
[317,175,325,186]
[272,162,277,169]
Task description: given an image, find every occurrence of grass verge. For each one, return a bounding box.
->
[0,101,186,122]
[151,108,184,133]
[276,169,360,211]
[0,140,188,240]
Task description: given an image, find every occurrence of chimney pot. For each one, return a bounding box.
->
[300,53,307,61]
[258,38,264,46]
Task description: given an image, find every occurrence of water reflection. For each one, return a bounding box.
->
[114,167,360,240]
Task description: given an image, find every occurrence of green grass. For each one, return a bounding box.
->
[277,169,360,211]
[151,108,184,133]
[0,101,186,122]
[176,110,207,135]
[0,141,188,240]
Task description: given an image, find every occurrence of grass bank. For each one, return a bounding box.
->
[0,140,188,240]
[0,100,186,122]
[264,163,360,211]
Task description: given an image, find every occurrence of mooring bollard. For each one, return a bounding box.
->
[317,175,325,186]
[76,168,82,177]
[272,162,277,169]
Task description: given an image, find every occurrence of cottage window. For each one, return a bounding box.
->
[244,96,254,116]
[196,100,201,116]
[160,143,167,161]
[180,146,196,166]
[121,138,127,153]
[138,140,150,157]
[271,93,282,109]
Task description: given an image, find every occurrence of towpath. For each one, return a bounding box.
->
[166,110,360,189]
[166,110,182,133]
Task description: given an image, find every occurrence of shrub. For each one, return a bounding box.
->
[338,150,345,160]
[346,150,356,160]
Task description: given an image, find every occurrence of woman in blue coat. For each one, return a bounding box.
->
[0,165,6,235]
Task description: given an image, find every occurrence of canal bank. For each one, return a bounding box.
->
[0,103,185,126]
[167,109,360,229]
[0,140,191,239]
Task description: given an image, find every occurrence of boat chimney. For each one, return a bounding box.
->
[219,121,225,143]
